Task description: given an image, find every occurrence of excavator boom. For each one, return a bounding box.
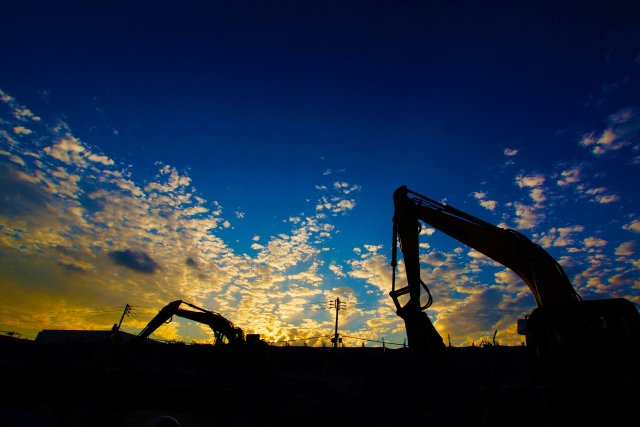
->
[391,186,580,310]
[136,300,244,345]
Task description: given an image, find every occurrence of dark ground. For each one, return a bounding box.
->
[0,335,530,426]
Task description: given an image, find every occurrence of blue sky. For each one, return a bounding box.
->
[1,1,639,345]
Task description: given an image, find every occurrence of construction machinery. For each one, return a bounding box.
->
[391,186,640,423]
[135,300,246,345]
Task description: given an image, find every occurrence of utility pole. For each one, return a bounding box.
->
[116,304,131,331]
[110,303,131,343]
[329,297,346,348]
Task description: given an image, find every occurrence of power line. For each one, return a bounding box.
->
[270,335,330,345]
[0,307,124,316]
[436,310,529,318]
[341,334,405,347]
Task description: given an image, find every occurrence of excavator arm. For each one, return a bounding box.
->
[390,186,581,354]
[136,300,244,345]
[391,186,580,308]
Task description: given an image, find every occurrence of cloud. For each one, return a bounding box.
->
[433,287,533,347]
[606,272,640,292]
[529,188,546,205]
[329,262,346,277]
[144,167,191,192]
[609,107,636,124]
[287,262,323,284]
[473,191,487,199]
[253,229,320,271]
[108,249,160,274]
[13,126,32,135]
[43,134,87,165]
[515,173,545,188]
[494,269,527,293]
[583,237,607,248]
[331,286,355,297]
[557,167,581,186]
[86,153,114,166]
[512,202,545,229]
[580,187,619,203]
[534,225,585,248]
[586,187,607,195]
[593,129,627,155]
[347,246,392,293]
[579,132,597,148]
[333,181,361,195]
[13,107,35,121]
[504,148,518,156]
[0,89,13,103]
[623,219,640,233]
[593,194,620,204]
[9,155,26,166]
[0,163,51,217]
[420,227,435,236]
[615,241,636,257]
[1,130,19,146]
[314,182,358,216]
[472,191,498,211]
[579,107,639,155]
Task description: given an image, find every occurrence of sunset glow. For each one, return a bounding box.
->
[1,2,639,347]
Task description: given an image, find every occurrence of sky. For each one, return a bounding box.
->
[1,1,639,346]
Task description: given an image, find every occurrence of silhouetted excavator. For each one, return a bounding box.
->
[391,186,640,425]
[135,300,245,345]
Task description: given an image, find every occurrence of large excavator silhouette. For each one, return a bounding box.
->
[391,186,640,424]
[135,300,245,345]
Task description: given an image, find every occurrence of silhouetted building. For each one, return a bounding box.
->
[35,329,140,344]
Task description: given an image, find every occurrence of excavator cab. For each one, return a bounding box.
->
[522,298,640,386]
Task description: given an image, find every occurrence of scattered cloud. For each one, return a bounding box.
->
[0,92,383,343]
[557,167,581,186]
[623,219,640,233]
[420,227,435,236]
[472,191,498,211]
[615,241,636,257]
[515,172,545,188]
[315,183,359,216]
[512,202,545,229]
[109,249,160,274]
[0,89,13,103]
[535,225,585,248]
[529,188,546,205]
[13,126,32,135]
[329,262,346,277]
[13,107,36,121]
[593,194,620,204]
[579,107,639,155]
[583,237,608,248]
[1,90,639,347]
